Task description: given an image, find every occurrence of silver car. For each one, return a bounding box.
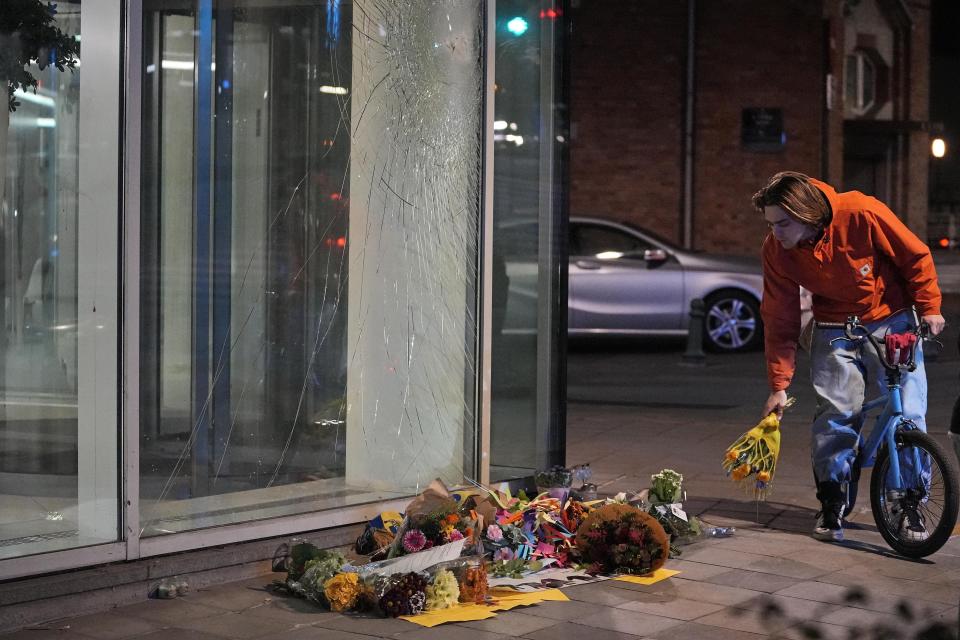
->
[500,217,765,352]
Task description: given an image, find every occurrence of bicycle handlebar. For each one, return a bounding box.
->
[819,310,928,373]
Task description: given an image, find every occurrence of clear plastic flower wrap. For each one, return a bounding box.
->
[357,572,396,612]
[322,572,362,612]
[409,555,489,605]
[378,572,429,617]
[286,549,346,604]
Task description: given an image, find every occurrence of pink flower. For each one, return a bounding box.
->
[494,547,515,561]
[486,525,504,542]
[402,529,427,553]
[447,529,464,542]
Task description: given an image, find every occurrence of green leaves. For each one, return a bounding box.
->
[1,1,80,112]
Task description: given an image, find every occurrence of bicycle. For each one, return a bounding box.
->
[817,310,959,558]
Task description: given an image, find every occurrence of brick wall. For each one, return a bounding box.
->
[905,0,931,238]
[570,0,829,256]
[692,0,825,254]
[569,0,931,255]
[569,1,687,245]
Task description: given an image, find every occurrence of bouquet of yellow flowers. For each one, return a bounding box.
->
[722,398,795,499]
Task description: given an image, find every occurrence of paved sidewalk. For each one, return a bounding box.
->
[5,302,960,638]
[3,520,957,639]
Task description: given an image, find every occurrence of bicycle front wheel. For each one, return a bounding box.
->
[870,430,960,558]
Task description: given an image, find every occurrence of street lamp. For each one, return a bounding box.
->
[932,137,947,159]
[931,137,949,248]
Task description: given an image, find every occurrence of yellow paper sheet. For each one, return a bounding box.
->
[488,588,569,610]
[400,589,570,627]
[613,568,680,585]
[400,603,497,627]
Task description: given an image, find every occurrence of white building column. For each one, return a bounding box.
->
[77,1,121,541]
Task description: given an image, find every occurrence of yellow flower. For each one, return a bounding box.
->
[425,569,460,610]
[731,464,751,481]
[323,572,361,612]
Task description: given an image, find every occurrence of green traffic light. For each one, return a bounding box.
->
[506,17,528,36]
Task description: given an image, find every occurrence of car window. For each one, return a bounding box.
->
[572,224,651,258]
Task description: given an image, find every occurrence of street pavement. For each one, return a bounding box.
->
[5,298,960,638]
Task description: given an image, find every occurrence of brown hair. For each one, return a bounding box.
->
[752,171,831,226]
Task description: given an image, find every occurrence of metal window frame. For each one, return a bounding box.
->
[479,0,495,485]
[846,50,876,115]
[536,0,568,472]
[124,0,143,561]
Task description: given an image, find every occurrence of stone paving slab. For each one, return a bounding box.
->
[701,569,800,594]
[41,612,162,640]
[574,606,683,637]
[522,623,641,640]
[457,611,559,636]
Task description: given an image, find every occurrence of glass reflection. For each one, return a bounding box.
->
[0,2,121,559]
[490,0,567,481]
[140,0,483,535]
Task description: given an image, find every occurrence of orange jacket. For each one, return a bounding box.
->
[761,178,941,391]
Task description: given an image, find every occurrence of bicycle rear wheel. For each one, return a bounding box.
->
[870,430,960,558]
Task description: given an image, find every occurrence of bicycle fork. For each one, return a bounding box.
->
[881,382,925,497]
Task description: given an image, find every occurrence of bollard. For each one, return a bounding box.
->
[681,298,707,366]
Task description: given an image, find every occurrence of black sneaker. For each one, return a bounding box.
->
[813,503,844,541]
[899,505,929,543]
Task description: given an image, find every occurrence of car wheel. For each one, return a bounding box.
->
[703,291,762,352]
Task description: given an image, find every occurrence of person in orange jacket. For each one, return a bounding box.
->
[753,171,946,542]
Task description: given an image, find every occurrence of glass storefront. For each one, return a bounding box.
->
[0,0,566,573]
[0,1,122,560]
[138,0,485,536]
[490,1,568,480]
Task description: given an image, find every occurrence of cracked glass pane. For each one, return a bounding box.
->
[140,0,482,535]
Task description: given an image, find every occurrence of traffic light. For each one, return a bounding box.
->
[506,16,528,36]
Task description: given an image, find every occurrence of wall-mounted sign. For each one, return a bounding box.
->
[741,108,786,152]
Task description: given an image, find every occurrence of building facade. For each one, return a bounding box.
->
[0,0,569,609]
[570,0,934,255]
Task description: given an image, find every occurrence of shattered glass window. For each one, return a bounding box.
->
[140,0,483,535]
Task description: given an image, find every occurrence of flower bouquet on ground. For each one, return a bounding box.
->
[535,465,574,502]
[573,503,669,575]
[276,542,347,605]
[387,480,481,559]
[723,397,795,498]
[645,469,702,552]
[482,485,582,571]
[360,556,489,616]
[354,511,404,559]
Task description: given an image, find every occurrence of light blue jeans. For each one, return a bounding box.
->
[810,310,928,485]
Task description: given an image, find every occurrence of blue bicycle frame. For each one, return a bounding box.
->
[857,384,922,491]
[840,311,928,492]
